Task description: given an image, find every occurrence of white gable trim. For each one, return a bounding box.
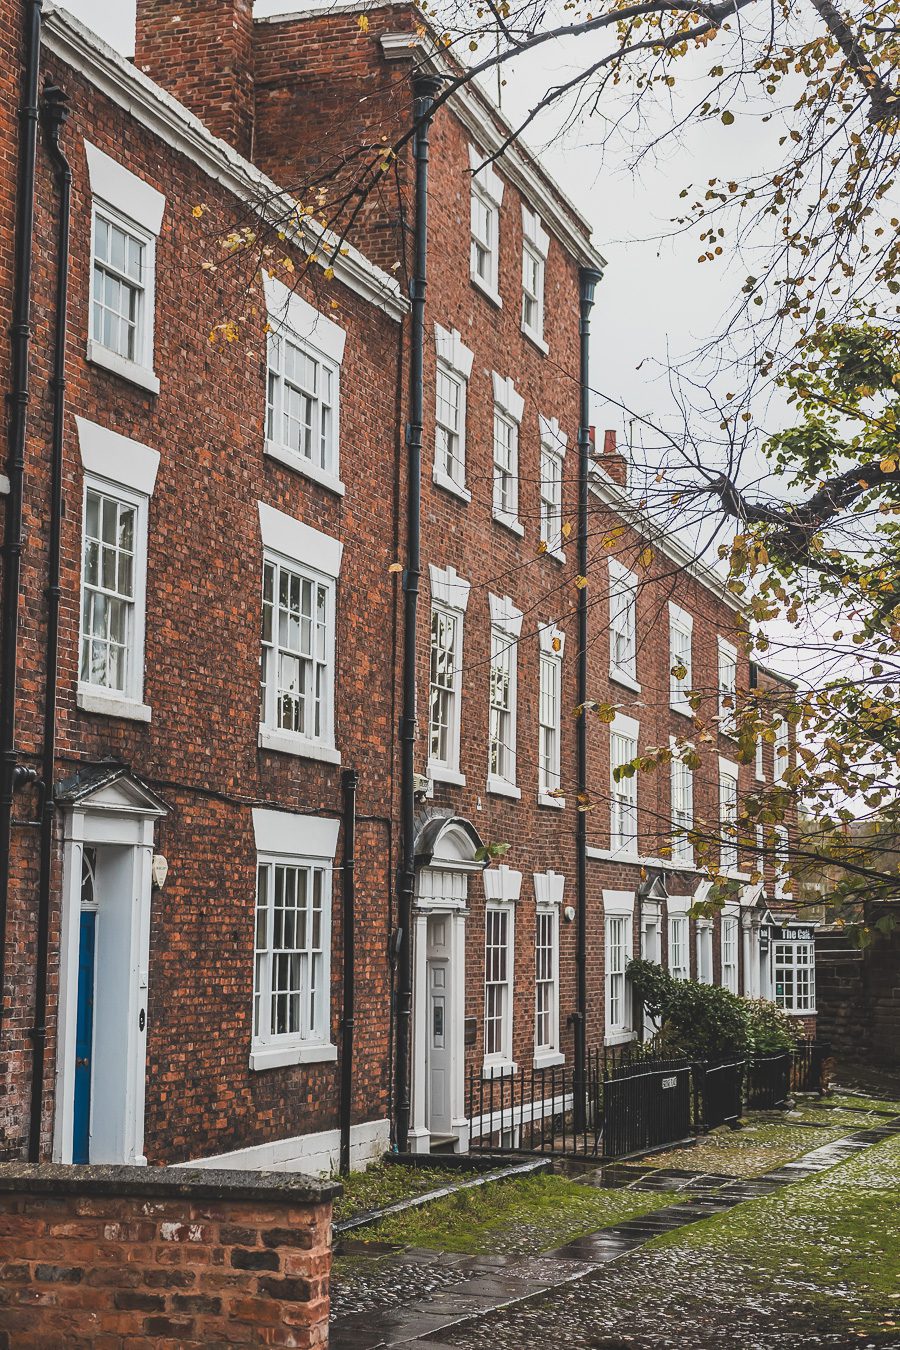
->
[252,808,340,860]
[533,870,565,906]
[468,143,505,206]
[492,372,524,423]
[603,889,635,916]
[434,323,474,379]
[75,417,160,497]
[84,141,166,235]
[522,205,550,258]
[489,593,523,638]
[263,271,347,365]
[429,563,471,612]
[483,864,522,904]
[539,414,567,458]
[257,501,343,578]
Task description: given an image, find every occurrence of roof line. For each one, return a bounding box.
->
[42,4,408,320]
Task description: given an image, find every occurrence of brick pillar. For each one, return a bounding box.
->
[134,0,255,157]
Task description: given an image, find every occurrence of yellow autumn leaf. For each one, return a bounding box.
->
[388,561,403,573]
[192,204,205,218]
[561,521,573,539]
[638,546,653,569]
[324,266,335,280]
[357,14,369,32]
[551,636,562,652]
[574,575,588,589]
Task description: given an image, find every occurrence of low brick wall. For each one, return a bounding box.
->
[0,1163,340,1348]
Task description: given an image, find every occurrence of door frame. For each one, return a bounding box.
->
[408,816,485,1155]
[53,771,166,1165]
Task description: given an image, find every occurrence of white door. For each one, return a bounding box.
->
[641,917,660,1042]
[426,916,453,1137]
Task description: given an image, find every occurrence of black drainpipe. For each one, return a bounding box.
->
[28,84,71,1164]
[574,266,602,1128]
[0,0,44,1056]
[395,72,441,1156]
[339,767,359,1176]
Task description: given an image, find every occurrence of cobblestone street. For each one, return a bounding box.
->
[330,1106,900,1350]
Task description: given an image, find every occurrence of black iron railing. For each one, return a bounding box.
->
[466,1042,827,1160]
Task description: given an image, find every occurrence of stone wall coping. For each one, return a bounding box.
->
[0,1162,342,1205]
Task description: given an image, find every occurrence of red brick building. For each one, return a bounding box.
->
[0,0,812,1172]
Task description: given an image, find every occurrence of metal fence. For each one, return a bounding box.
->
[466,1042,827,1162]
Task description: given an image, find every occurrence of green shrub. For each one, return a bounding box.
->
[744,998,800,1053]
[626,960,799,1061]
[628,959,752,1062]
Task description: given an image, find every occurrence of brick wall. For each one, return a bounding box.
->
[816,910,900,1070]
[0,1162,337,1348]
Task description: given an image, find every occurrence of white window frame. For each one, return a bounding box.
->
[696,920,713,985]
[668,896,691,980]
[609,560,639,691]
[718,637,738,736]
[610,713,639,856]
[491,373,525,535]
[521,206,549,351]
[538,621,565,808]
[469,144,504,306]
[719,756,740,873]
[263,272,346,495]
[668,602,693,717]
[427,564,471,786]
[538,415,567,560]
[533,871,564,1066]
[250,809,339,1070]
[774,935,815,1014]
[774,717,789,784]
[755,733,765,781]
[670,739,694,866]
[257,502,343,764]
[721,908,740,993]
[75,418,159,723]
[604,891,635,1044]
[487,594,523,799]
[85,143,165,394]
[433,324,474,502]
[773,824,790,898]
[668,915,690,979]
[483,866,521,1076]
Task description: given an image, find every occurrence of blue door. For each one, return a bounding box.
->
[73,910,96,1164]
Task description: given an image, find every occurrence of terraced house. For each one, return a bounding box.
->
[0,0,814,1175]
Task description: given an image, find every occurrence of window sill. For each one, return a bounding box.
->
[0,474,9,496]
[521,324,549,355]
[782,1008,817,1018]
[249,1042,338,1071]
[432,464,472,504]
[264,440,345,496]
[538,792,565,810]
[492,509,525,538]
[541,545,566,565]
[470,273,503,309]
[605,1030,636,1047]
[533,1050,565,1069]
[77,686,152,723]
[670,700,694,719]
[429,763,466,788]
[609,667,642,694]
[487,775,521,801]
[258,727,341,764]
[86,340,160,395]
[482,1059,518,1080]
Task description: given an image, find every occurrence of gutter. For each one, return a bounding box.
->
[0,0,44,1064]
[28,83,71,1164]
[394,72,441,1156]
[339,768,359,1176]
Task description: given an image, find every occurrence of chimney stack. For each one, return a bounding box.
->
[590,427,628,488]
[134,0,255,157]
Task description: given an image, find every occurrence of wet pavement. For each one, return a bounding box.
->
[329,1115,900,1350]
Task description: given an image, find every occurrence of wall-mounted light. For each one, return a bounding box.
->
[563,905,576,923]
[151,854,169,890]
